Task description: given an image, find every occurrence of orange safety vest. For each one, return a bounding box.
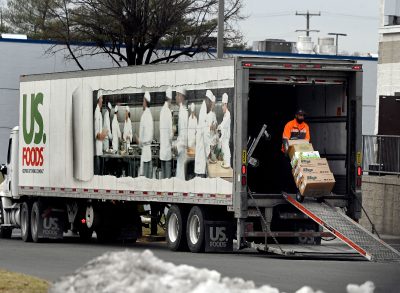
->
[282,119,310,152]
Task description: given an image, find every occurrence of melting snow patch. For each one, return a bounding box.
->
[50,250,374,293]
[346,281,375,293]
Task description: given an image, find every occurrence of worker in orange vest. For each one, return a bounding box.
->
[282,109,310,153]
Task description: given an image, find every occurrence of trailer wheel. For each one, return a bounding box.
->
[186,206,207,253]
[95,228,118,243]
[78,225,93,242]
[166,205,188,251]
[85,205,100,229]
[31,201,41,243]
[20,201,32,242]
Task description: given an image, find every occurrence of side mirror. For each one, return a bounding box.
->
[0,164,7,177]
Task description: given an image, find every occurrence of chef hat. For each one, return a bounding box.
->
[114,105,118,113]
[166,87,173,99]
[107,102,112,110]
[97,90,103,100]
[176,87,187,96]
[190,103,195,112]
[222,93,228,104]
[206,90,215,102]
[125,106,130,112]
[144,91,151,103]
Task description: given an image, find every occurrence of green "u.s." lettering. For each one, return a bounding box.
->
[22,93,45,144]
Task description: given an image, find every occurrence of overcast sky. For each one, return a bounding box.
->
[238,0,380,54]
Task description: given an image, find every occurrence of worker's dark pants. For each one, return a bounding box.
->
[143,161,152,179]
[161,160,172,179]
[94,156,103,175]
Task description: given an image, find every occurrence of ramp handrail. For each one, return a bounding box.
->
[362,135,400,176]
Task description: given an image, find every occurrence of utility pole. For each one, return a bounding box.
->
[328,33,348,55]
[217,0,224,58]
[295,11,321,36]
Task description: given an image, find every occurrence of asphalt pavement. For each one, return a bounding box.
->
[1,232,400,293]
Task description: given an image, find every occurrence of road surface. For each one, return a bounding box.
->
[0,232,399,293]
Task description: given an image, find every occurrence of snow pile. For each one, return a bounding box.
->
[346,281,375,293]
[50,250,280,293]
[50,250,374,293]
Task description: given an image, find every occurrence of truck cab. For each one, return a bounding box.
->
[0,127,19,237]
[2,127,19,198]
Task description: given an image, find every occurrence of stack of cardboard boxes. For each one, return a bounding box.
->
[287,140,336,197]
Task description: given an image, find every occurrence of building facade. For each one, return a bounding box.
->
[376,0,400,134]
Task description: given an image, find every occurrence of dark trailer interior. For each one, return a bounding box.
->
[245,61,358,198]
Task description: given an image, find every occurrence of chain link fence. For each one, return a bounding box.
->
[362,135,400,176]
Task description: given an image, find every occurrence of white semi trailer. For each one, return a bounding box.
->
[1,57,376,257]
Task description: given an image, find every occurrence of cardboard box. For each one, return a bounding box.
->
[288,139,309,146]
[293,162,331,178]
[288,143,314,160]
[291,151,320,168]
[299,173,336,197]
[292,158,329,175]
[294,165,332,187]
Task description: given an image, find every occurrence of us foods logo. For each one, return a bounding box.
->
[22,93,46,168]
[209,227,227,248]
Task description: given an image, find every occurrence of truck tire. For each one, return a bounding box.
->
[186,206,207,253]
[20,201,32,242]
[166,205,188,251]
[78,225,93,242]
[0,227,12,239]
[31,201,41,243]
[95,228,118,243]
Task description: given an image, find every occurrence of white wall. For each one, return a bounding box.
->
[359,60,378,135]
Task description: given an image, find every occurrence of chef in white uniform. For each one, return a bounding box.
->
[102,102,113,152]
[187,102,197,149]
[138,91,154,178]
[111,105,121,152]
[159,88,173,179]
[174,88,188,180]
[218,93,231,168]
[94,90,107,175]
[206,92,217,160]
[195,90,213,177]
[123,106,133,149]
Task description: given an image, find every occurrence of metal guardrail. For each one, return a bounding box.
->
[362,135,400,176]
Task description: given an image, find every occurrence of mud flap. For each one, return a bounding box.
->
[204,221,233,252]
[37,206,65,240]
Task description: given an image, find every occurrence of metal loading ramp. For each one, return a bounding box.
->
[282,193,400,263]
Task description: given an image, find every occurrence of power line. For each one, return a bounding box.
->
[322,11,378,20]
[295,11,321,36]
[251,12,292,18]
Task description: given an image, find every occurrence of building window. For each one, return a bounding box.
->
[385,0,400,25]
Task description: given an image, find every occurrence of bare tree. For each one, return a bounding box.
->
[4,0,245,69]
